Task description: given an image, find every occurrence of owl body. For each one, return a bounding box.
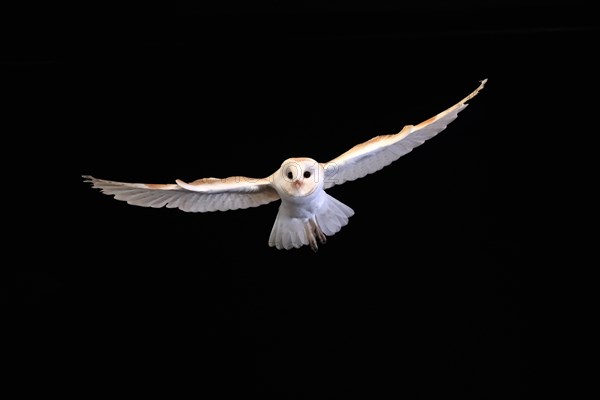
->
[268,158,355,250]
[84,79,487,251]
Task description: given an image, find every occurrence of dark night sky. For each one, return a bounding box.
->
[3,1,597,398]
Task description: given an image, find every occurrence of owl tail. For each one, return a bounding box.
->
[268,193,354,251]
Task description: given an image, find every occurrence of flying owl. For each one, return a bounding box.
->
[84,79,486,251]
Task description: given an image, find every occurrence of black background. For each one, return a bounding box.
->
[4,1,597,398]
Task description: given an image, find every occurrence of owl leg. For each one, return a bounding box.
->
[306,219,327,252]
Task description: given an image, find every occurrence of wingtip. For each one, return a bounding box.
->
[460,79,487,104]
[478,78,488,91]
[476,78,487,92]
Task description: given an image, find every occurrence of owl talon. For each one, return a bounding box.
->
[306,219,327,251]
[316,227,327,244]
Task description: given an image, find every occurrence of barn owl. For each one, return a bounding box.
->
[84,79,486,251]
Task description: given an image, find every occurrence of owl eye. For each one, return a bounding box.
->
[287,171,293,179]
[303,171,311,178]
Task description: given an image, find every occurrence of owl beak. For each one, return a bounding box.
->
[293,179,303,189]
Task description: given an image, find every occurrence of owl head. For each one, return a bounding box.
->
[274,157,325,198]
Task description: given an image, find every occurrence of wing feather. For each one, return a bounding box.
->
[322,79,486,189]
[83,175,280,212]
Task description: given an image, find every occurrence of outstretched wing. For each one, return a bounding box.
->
[321,79,486,189]
[83,175,280,212]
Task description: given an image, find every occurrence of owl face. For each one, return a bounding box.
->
[276,158,324,198]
